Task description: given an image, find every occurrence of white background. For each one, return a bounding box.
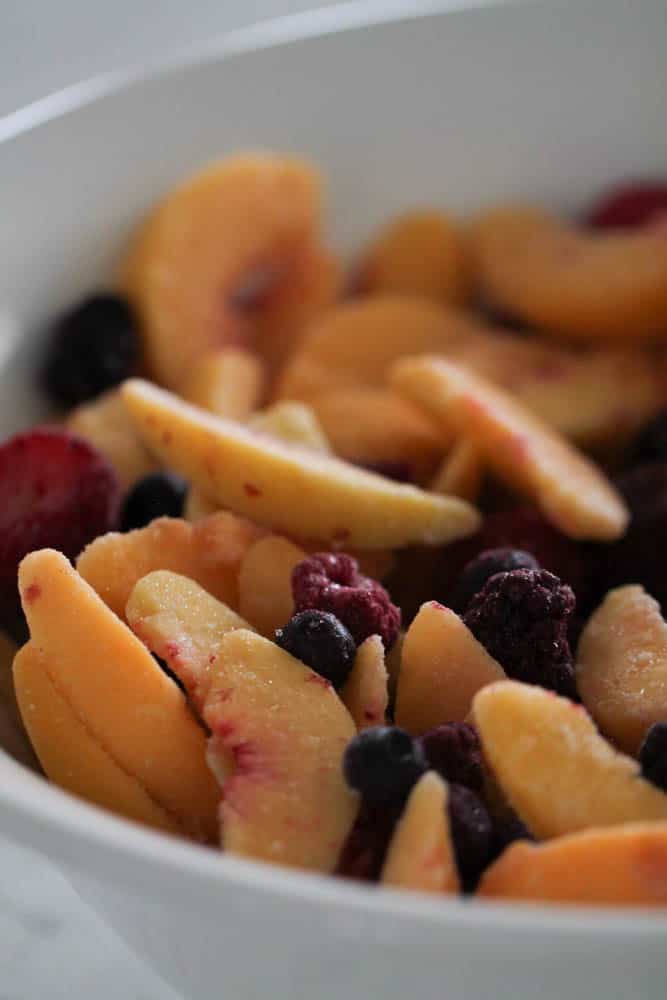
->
[0,5,340,997]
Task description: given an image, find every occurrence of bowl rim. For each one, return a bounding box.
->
[1,0,667,934]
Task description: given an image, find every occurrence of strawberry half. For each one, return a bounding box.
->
[0,427,121,639]
[587,182,667,229]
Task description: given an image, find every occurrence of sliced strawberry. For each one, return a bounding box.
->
[587,182,667,229]
[0,427,121,638]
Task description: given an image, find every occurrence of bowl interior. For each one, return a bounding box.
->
[1,0,667,933]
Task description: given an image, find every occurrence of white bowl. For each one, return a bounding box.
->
[1,2,667,997]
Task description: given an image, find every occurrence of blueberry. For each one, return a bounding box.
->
[631,410,667,466]
[120,472,188,532]
[420,722,485,792]
[274,610,356,688]
[42,293,139,406]
[447,783,493,892]
[343,726,426,805]
[639,722,667,792]
[450,547,540,613]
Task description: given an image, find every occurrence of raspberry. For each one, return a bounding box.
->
[447,784,493,892]
[120,472,188,531]
[463,568,577,697]
[639,722,667,793]
[274,610,356,689]
[419,722,485,792]
[488,810,533,864]
[587,182,667,229]
[343,726,426,805]
[292,552,401,649]
[335,800,402,881]
[0,428,121,639]
[42,293,139,406]
[450,547,540,613]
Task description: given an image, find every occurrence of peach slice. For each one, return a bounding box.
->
[381,771,460,894]
[248,401,331,453]
[576,586,667,756]
[391,356,628,541]
[203,628,357,870]
[121,378,480,549]
[179,347,265,420]
[121,153,325,388]
[340,635,389,730]
[478,823,667,907]
[358,210,469,305]
[0,632,38,770]
[430,439,483,501]
[238,535,305,638]
[472,681,667,839]
[184,487,219,521]
[77,512,263,619]
[66,389,158,489]
[395,602,505,734]
[470,205,667,341]
[14,550,219,840]
[126,570,250,709]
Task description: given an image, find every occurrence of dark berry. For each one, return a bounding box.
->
[292,552,401,649]
[120,472,188,532]
[335,800,402,881]
[630,410,667,466]
[0,428,121,639]
[343,726,426,805]
[488,810,534,864]
[274,610,356,689]
[587,182,667,229]
[419,722,485,792]
[463,568,577,698]
[450,547,540,613]
[447,783,493,892]
[639,722,667,792]
[357,460,413,483]
[42,293,139,406]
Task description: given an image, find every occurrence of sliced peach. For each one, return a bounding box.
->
[238,535,305,638]
[577,586,667,756]
[470,205,667,341]
[381,771,460,893]
[391,356,628,541]
[307,387,446,483]
[184,487,219,521]
[248,401,331,452]
[430,439,483,501]
[121,379,480,549]
[77,512,263,619]
[179,347,265,420]
[395,602,505,734]
[359,210,469,305]
[66,389,158,489]
[121,153,325,388]
[340,635,389,730]
[126,570,251,709]
[0,632,38,770]
[478,823,667,907]
[472,681,667,839]
[15,550,219,840]
[203,628,357,870]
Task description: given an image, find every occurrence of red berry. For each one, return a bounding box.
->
[0,428,121,637]
[292,552,401,649]
[420,722,485,792]
[587,182,667,229]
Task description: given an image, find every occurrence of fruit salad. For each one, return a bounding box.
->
[3,152,667,909]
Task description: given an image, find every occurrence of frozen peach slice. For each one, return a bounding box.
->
[66,389,158,489]
[470,205,667,341]
[359,210,469,305]
[340,635,389,730]
[184,487,219,521]
[238,535,305,638]
[15,550,219,841]
[248,401,331,453]
[14,644,179,834]
[122,378,480,549]
[0,632,38,770]
[121,153,323,388]
[472,681,667,839]
[127,570,250,709]
[478,823,667,907]
[180,347,265,420]
[275,295,467,401]
[381,771,460,893]
[430,439,483,501]
[77,512,263,619]
[203,629,357,870]
[395,602,505,734]
[576,586,667,756]
[391,356,628,541]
